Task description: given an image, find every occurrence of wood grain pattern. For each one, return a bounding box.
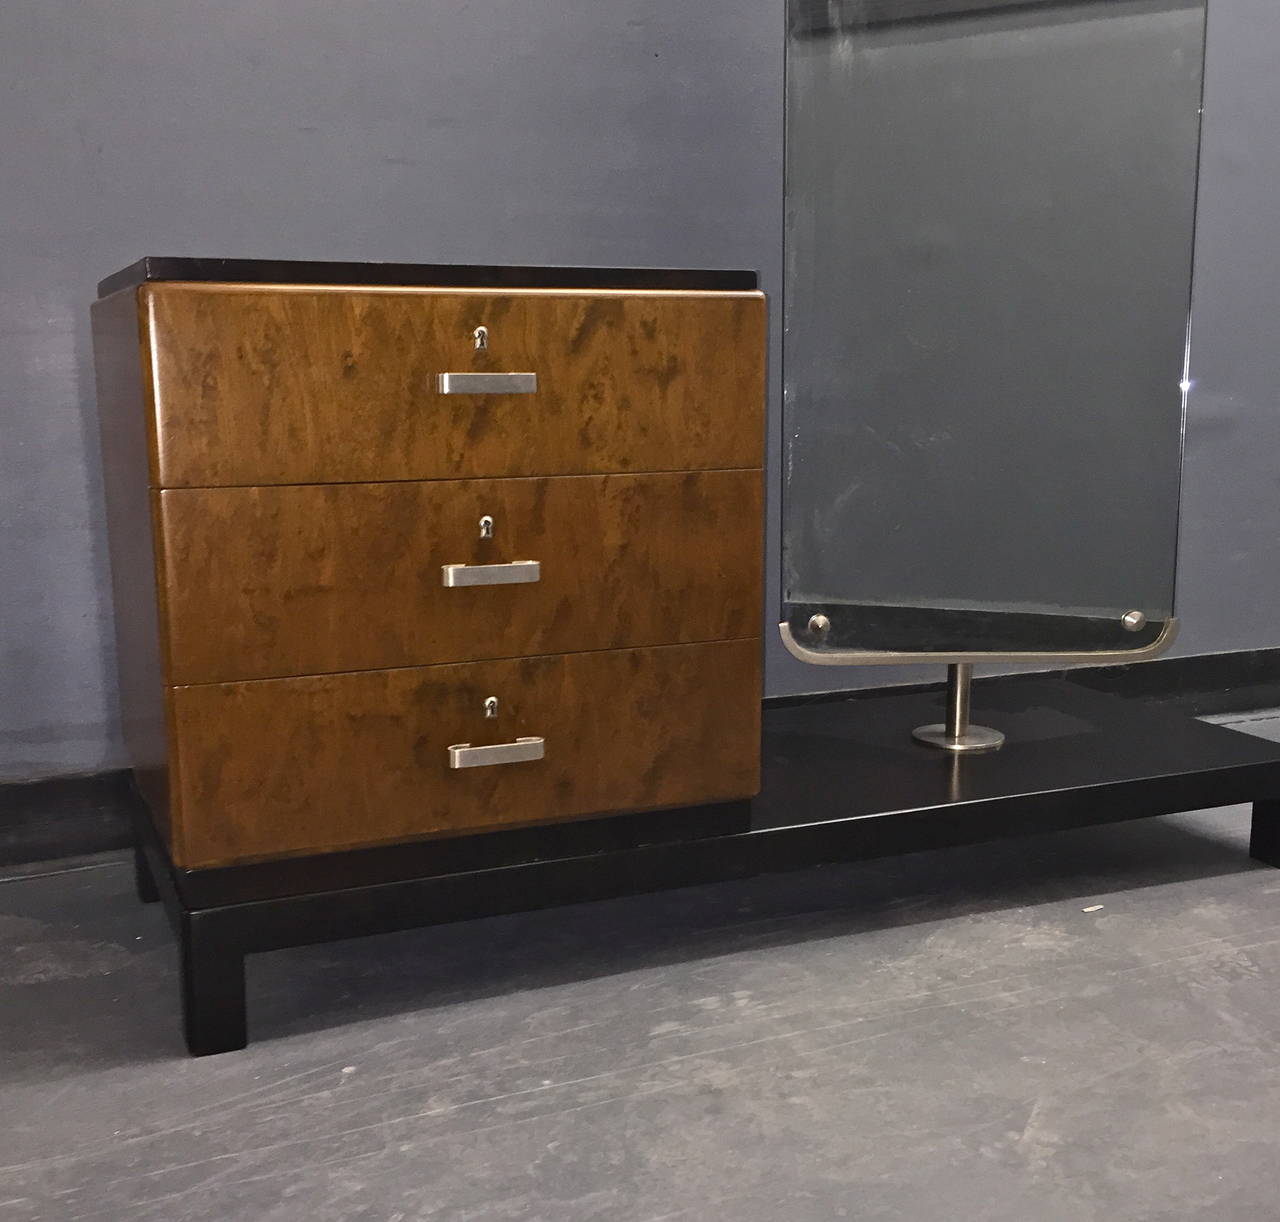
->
[157,470,763,683]
[90,288,173,848]
[168,639,762,868]
[143,284,767,487]
[96,274,768,868]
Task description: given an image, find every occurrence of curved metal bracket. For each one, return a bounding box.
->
[778,617,1179,667]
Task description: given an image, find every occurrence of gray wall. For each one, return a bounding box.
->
[0,0,1277,781]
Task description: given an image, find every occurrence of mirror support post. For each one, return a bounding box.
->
[912,664,1006,754]
[947,662,972,739]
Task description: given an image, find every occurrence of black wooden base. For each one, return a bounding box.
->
[134,679,1280,1056]
[1249,799,1280,867]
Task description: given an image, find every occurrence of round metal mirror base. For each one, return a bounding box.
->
[912,723,1006,754]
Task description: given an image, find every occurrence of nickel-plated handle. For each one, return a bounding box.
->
[436,372,537,394]
[441,560,540,588]
[448,737,545,769]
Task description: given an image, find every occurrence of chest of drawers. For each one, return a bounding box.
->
[93,261,766,873]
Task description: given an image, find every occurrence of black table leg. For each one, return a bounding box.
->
[1250,801,1280,867]
[181,911,247,1056]
[133,843,161,904]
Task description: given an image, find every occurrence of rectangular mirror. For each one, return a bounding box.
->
[782,0,1207,662]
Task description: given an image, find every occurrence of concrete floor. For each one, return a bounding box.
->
[4,714,1280,1220]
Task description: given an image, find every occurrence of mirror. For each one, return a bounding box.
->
[781,0,1207,664]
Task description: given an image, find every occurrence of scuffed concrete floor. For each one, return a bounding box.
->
[4,716,1280,1220]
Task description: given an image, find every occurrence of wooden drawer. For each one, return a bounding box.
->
[142,284,766,487]
[157,470,763,683]
[167,639,761,867]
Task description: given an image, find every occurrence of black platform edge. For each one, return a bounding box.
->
[0,770,135,867]
[175,800,755,909]
[8,649,1278,870]
[97,257,759,298]
[1067,646,1280,715]
[134,678,1280,1053]
[764,646,1280,717]
[167,678,1280,911]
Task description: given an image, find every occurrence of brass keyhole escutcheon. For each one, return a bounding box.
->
[479,515,494,540]
[473,325,489,351]
[484,696,499,719]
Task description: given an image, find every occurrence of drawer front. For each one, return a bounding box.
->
[143,284,766,486]
[168,639,762,867]
[157,470,763,683]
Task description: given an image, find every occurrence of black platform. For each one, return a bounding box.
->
[133,678,1280,1055]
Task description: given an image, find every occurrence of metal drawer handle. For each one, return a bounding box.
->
[436,372,537,395]
[441,560,540,588]
[448,737,545,769]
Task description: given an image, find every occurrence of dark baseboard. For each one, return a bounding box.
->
[1064,646,1280,715]
[4,648,1278,869]
[0,770,137,868]
[767,647,1280,715]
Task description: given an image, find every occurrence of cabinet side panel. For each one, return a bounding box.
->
[91,289,174,850]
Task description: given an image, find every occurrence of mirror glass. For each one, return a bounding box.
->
[783,0,1207,657]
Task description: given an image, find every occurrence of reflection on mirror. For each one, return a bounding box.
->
[781,0,1207,663]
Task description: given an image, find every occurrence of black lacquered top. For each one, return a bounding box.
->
[97,257,759,298]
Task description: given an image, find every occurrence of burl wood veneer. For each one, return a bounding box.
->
[157,471,763,684]
[143,285,765,486]
[93,266,766,870]
[170,640,761,866]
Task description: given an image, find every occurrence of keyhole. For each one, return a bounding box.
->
[479,515,494,540]
[473,326,489,351]
[484,696,499,719]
